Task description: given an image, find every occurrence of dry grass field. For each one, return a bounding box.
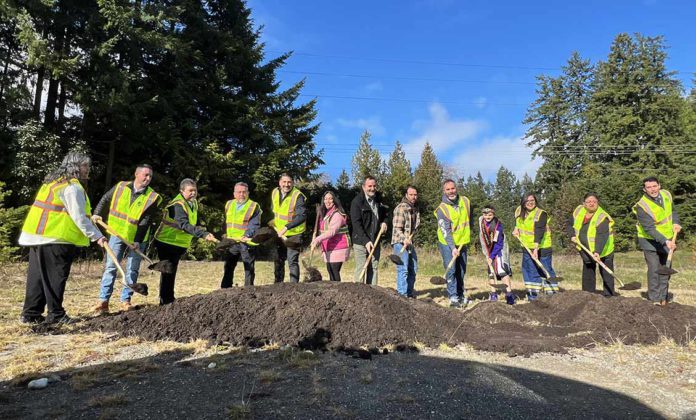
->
[1,248,695,417]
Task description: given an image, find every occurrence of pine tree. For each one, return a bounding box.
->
[490,166,520,238]
[382,141,412,209]
[413,142,443,246]
[350,130,384,187]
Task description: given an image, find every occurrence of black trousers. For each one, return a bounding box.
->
[22,244,77,320]
[221,243,256,287]
[326,262,343,282]
[643,249,670,302]
[580,251,615,296]
[154,240,187,305]
[274,239,300,283]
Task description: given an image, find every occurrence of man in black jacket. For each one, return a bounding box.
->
[351,176,388,284]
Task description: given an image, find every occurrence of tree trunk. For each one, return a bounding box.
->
[105,138,116,191]
[57,80,67,124]
[44,27,65,129]
[33,67,45,118]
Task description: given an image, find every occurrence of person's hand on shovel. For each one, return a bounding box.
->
[666,239,677,252]
[205,233,219,243]
[97,236,107,248]
[451,246,460,259]
[512,228,520,238]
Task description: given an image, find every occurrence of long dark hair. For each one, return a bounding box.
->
[519,193,539,219]
[319,190,346,219]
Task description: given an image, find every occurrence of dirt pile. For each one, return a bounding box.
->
[85,284,696,355]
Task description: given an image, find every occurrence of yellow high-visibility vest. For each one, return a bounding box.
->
[572,205,614,257]
[21,178,92,246]
[434,196,471,246]
[155,194,198,248]
[271,187,306,237]
[225,199,260,246]
[107,181,161,242]
[633,190,674,241]
[515,206,552,249]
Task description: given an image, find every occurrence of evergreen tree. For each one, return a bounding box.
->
[490,166,520,239]
[382,141,412,209]
[350,130,384,187]
[413,142,443,246]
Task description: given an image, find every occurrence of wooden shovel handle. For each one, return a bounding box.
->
[573,238,625,287]
[96,219,153,264]
[514,234,552,279]
[359,225,386,282]
[103,242,128,286]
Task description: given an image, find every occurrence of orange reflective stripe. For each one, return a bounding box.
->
[637,199,656,220]
[32,200,66,212]
[110,182,129,213]
[242,202,257,223]
[36,179,70,235]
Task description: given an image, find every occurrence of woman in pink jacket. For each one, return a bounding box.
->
[311,191,351,281]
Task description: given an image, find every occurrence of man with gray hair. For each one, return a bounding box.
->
[154,178,217,305]
[91,164,162,313]
[19,151,107,324]
[221,182,261,287]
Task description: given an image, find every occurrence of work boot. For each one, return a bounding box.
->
[93,300,109,315]
[19,314,45,324]
[505,292,516,305]
[489,292,498,302]
[527,291,538,302]
[449,300,462,309]
[120,301,132,312]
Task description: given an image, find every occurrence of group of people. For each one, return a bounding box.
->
[18,151,681,325]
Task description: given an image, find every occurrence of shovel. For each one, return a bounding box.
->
[303,204,322,282]
[389,232,415,265]
[483,257,511,291]
[514,235,563,282]
[430,243,466,285]
[573,238,640,291]
[215,227,276,252]
[102,242,148,296]
[269,223,304,250]
[96,219,174,274]
[656,233,679,276]
[359,224,386,283]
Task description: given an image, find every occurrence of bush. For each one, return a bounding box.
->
[0,182,28,262]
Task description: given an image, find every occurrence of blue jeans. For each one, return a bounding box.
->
[99,235,146,302]
[394,243,417,297]
[437,243,467,303]
[521,251,558,295]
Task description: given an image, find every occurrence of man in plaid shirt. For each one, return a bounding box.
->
[391,186,420,297]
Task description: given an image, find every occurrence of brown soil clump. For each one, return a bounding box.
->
[84,284,696,355]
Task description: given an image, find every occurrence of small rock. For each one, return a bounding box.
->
[207,363,217,369]
[48,375,61,383]
[303,350,314,355]
[688,379,695,384]
[280,345,291,351]
[28,378,48,390]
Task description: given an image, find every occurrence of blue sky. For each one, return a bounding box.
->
[246,0,695,183]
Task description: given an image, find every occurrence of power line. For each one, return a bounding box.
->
[299,94,527,106]
[269,50,695,76]
[279,70,537,85]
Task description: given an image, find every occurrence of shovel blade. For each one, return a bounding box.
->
[547,277,563,282]
[389,254,404,265]
[491,283,509,290]
[656,266,678,276]
[429,276,446,285]
[303,266,322,282]
[148,260,175,274]
[619,281,642,291]
[283,235,304,250]
[130,283,149,296]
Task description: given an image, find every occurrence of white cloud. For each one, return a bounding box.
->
[451,135,541,180]
[403,102,486,158]
[473,96,488,109]
[336,116,386,136]
[362,81,383,93]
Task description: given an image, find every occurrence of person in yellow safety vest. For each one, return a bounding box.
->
[513,193,558,301]
[271,173,306,283]
[566,193,616,297]
[18,152,107,325]
[153,178,217,305]
[220,182,262,288]
[633,176,681,306]
[435,179,472,308]
[91,164,162,314]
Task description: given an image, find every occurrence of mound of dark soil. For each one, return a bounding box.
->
[84,284,696,355]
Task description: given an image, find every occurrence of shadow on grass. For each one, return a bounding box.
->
[0,346,666,419]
